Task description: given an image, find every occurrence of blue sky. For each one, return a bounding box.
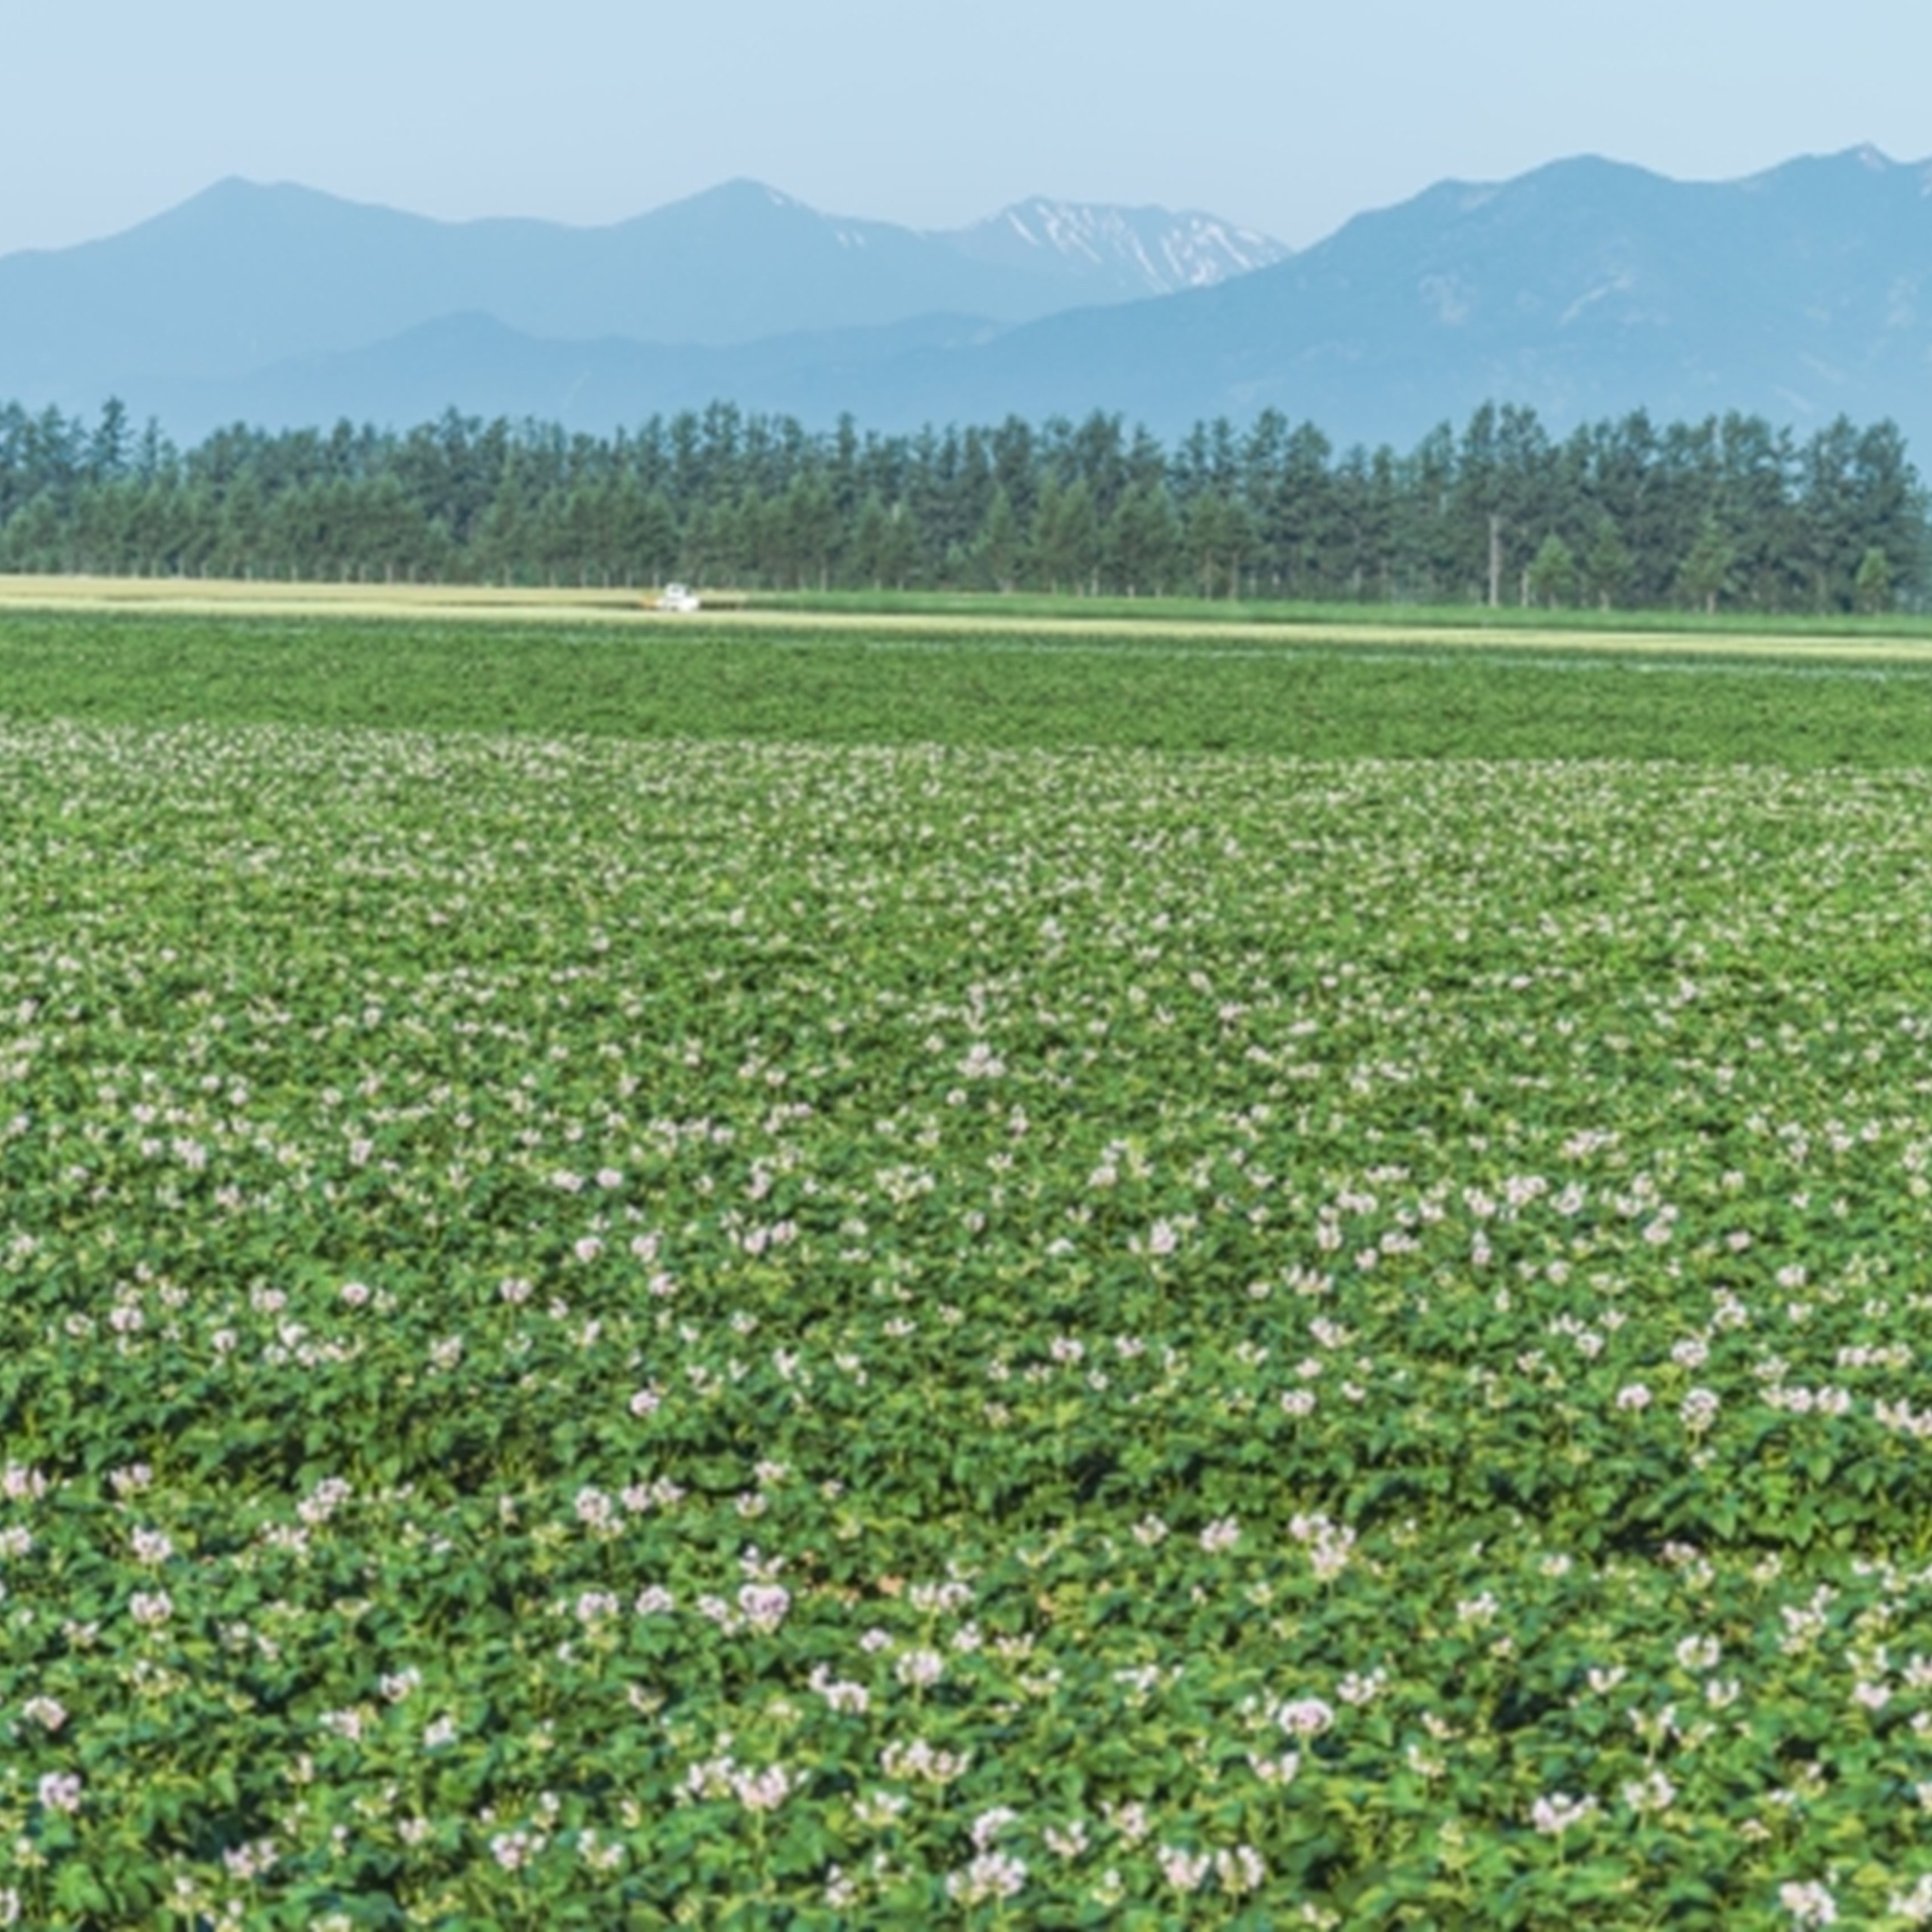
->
[2,0,1927,255]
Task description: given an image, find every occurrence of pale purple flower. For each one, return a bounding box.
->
[38,1772,82,1814]
[739,1583,790,1634]
[1277,1697,1335,1737]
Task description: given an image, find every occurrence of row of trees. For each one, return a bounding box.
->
[0,396,1924,612]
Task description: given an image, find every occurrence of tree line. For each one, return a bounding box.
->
[0,395,1924,612]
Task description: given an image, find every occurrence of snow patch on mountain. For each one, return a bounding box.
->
[938,198,1291,297]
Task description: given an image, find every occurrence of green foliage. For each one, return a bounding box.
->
[14,609,1932,768]
[1857,545,1895,614]
[1525,534,1579,608]
[1675,519,1735,614]
[5,622,1932,1921]
[1584,516,1635,609]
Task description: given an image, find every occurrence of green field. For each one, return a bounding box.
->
[6,607,1932,1927]
[7,604,1932,764]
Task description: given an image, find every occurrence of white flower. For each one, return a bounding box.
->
[490,1829,540,1872]
[1157,1845,1212,1894]
[971,1807,1018,1851]
[879,1737,970,1784]
[958,1042,1005,1080]
[22,1694,66,1731]
[38,1771,82,1814]
[854,1789,909,1827]
[4,1463,47,1503]
[808,1666,869,1714]
[1531,1792,1599,1835]
[730,1764,792,1812]
[223,1839,278,1881]
[1888,1875,1932,1924]
[1778,1879,1837,1925]
[131,1525,175,1565]
[1622,1770,1676,1814]
[1680,1387,1721,1432]
[947,1850,1026,1903]
[1216,1845,1268,1895]
[1675,1635,1721,1672]
[1291,1512,1356,1580]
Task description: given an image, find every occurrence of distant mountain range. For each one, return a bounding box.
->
[3,149,1930,453]
[0,179,1286,420]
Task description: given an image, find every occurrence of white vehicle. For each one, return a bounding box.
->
[654,583,702,613]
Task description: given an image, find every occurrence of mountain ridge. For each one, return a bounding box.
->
[3,150,1930,455]
[0,176,1287,412]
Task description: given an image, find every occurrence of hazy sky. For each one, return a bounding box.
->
[3,0,1927,256]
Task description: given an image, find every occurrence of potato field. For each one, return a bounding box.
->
[5,611,1932,1926]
